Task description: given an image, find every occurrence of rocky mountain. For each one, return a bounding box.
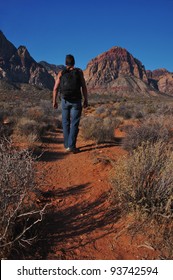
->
[0,31,54,89]
[1,31,173,96]
[83,46,159,96]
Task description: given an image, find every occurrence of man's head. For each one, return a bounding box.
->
[65,54,75,67]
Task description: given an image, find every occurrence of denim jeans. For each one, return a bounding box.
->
[61,98,82,149]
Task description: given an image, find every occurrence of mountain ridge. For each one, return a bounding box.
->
[0,31,173,95]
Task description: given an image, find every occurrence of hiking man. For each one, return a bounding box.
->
[53,54,88,153]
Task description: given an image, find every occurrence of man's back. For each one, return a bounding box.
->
[60,67,82,100]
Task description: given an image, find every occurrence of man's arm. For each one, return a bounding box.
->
[53,71,62,109]
[80,70,88,108]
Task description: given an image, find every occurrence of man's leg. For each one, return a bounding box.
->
[61,99,71,148]
[68,101,82,149]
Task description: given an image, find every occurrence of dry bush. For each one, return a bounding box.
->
[0,110,13,141]
[26,106,45,122]
[41,101,62,129]
[2,98,60,146]
[116,103,134,119]
[13,117,48,144]
[111,141,173,218]
[81,116,120,144]
[111,141,173,258]
[0,141,47,259]
[123,116,172,152]
[27,101,62,130]
[0,122,13,141]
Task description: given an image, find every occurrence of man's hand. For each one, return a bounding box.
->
[53,101,58,109]
[83,99,88,108]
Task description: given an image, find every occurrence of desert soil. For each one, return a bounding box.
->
[35,127,161,260]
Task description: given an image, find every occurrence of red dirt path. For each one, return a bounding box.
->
[35,128,161,260]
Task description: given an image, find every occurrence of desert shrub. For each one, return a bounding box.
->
[116,104,133,119]
[123,116,171,152]
[95,105,106,116]
[39,100,62,129]
[0,123,13,142]
[81,116,120,144]
[0,141,46,259]
[9,104,27,122]
[157,104,173,116]
[14,117,47,142]
[111,141,173,218]
[0,109,13,141]
[146,104,157,114]
[0,108,11,122]
[26,106,44,122]
[134,111,144,119]
[40,100,53,115]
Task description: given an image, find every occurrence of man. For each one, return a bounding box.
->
[53,54,88,153]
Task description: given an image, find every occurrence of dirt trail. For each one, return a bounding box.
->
[35,129,160,260]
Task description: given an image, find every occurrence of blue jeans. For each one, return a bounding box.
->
[61,98,82,149]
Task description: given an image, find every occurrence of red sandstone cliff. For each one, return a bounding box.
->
[83,47,158,96]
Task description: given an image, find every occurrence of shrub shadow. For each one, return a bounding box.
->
[79,137,123,152]
[34,183,89,200]
[14,183,121,259]
[38,150,67,162]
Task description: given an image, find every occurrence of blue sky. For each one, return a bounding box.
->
[1,0,173,71]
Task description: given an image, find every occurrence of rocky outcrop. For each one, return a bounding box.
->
[157,74,173,95]
[0,31,16,61]
[147,68,173,95]
[83,46,158,96]
[0,31,54,89]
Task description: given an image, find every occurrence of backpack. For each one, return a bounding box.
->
[60,68,82,100]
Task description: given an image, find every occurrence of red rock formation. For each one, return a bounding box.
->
[83,47,157,96]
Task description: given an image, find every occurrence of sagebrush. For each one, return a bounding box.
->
[111,141,173,218]
[0,141,46,259]
[123,115,172,152]
[81,115,120,144]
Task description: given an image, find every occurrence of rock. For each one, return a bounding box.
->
[147,68,173,95]
[83,47,157,96]
[0,31,54,89]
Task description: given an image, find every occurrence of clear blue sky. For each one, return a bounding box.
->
[1,0,173,71]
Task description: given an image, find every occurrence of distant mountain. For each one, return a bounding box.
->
[83,46,173,96]
[0,31,54,89]
[39,61,65,79]
[1,31,173,96]
[83,47,158,96]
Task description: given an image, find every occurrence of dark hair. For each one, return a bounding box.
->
[65,54,75,66]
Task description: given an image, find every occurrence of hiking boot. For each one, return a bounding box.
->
[66,147,80,153]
